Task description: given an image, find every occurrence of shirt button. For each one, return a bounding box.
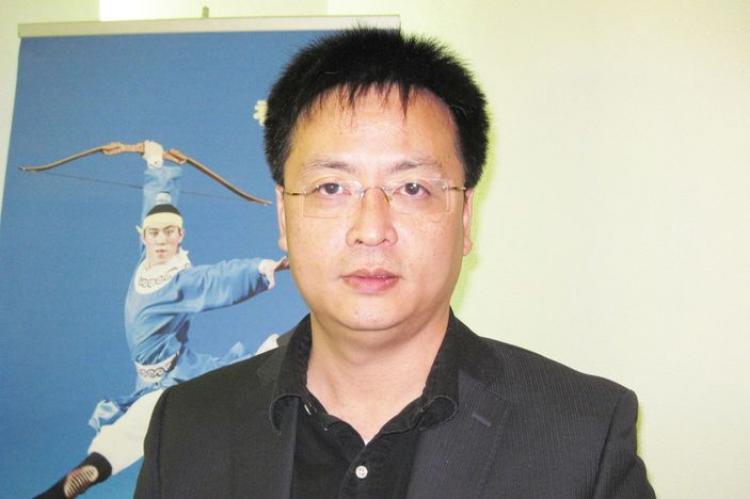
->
[355,465,368,479]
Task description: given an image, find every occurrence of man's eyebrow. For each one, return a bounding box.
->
[389,158,444,174]
[301,157,445,175]
[301,159,355,175]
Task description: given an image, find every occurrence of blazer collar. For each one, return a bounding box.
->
[229,339,298,498]
[264,316,311,431]
[407,316,511,498]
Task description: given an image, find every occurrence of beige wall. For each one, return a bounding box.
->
[2,1,749,497]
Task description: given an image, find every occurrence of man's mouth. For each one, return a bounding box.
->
[342,268,399,293]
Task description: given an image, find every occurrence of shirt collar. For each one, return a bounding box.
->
[268,316,312,430]
[269,312,466,432]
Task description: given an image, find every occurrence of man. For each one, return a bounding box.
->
[136,29,654,498]
[40,143,285,498]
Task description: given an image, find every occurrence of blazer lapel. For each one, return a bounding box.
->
[407,371,510,499]
[228,345,299,499]
[230,398,299,499]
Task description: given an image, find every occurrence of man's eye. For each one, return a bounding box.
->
[399,181,430,197]
[314,182,346,196]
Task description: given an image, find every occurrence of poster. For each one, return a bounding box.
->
[0,20,377,497]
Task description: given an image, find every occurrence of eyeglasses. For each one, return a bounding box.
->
[283,177,467,218]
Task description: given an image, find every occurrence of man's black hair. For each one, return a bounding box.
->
[263,28,489,188]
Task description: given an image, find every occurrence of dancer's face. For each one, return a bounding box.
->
[142,225,184,266]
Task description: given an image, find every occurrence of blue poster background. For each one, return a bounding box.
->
[0,29,323,497]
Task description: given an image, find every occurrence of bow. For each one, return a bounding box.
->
[20,141,271,206]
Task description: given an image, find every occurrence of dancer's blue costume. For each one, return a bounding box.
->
[89,165,270,430]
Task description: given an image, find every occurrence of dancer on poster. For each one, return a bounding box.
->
[38,141,287,498]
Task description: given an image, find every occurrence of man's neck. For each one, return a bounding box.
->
[306,309,450,443]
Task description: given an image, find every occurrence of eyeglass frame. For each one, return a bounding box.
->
[282,177,468,218]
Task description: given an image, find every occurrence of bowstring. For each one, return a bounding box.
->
[33,171,240,201]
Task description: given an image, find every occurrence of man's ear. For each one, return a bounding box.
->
[275,185,288,252]
[462,188,474,256]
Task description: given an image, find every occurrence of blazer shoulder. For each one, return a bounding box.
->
[453,317,630,401]
[482,336,634,422]
[137,343,293,498]
[164,344,286,407]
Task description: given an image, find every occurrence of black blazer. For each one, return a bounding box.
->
[136,318,654,498]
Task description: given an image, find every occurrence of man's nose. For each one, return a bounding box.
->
[345,187,398,247]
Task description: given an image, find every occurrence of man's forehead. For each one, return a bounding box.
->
[299,156,447,178]
[288,85,461,177]
[300,84,452,125]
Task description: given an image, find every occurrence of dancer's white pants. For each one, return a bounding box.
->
[87,389,164,475]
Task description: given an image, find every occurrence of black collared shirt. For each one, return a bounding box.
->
[270,316,461,499]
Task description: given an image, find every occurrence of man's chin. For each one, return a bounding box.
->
[321,304,412,334]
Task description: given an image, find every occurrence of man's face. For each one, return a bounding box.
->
[276,88,474,337]
[142,225,184,266]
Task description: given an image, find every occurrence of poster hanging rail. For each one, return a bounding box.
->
[18,15,400,38]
